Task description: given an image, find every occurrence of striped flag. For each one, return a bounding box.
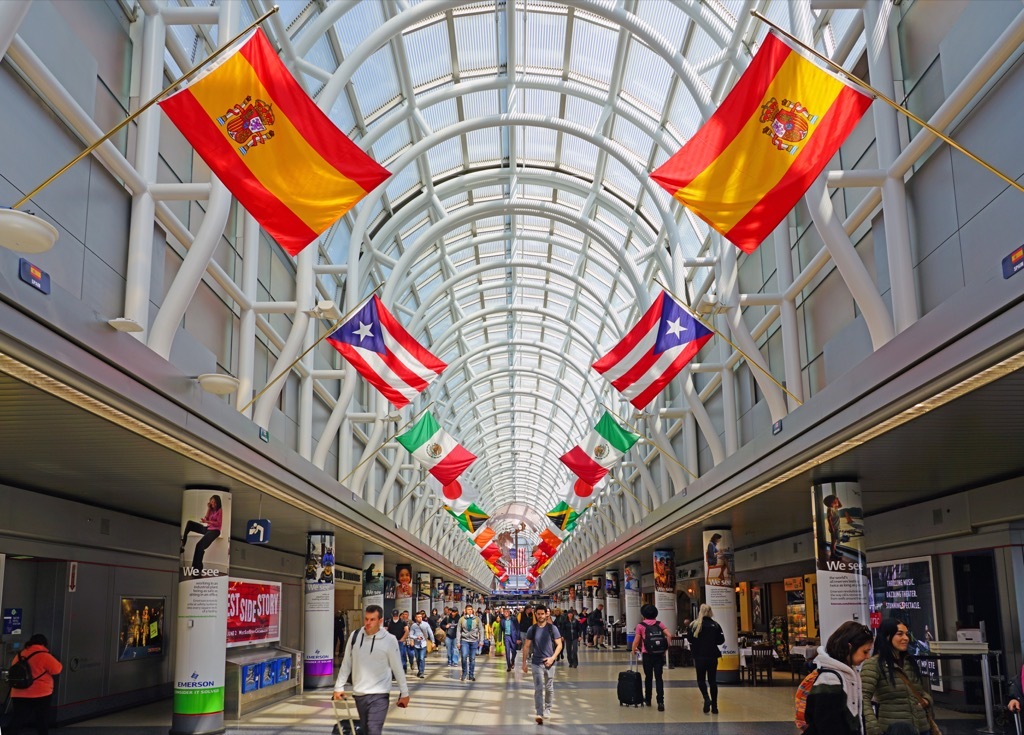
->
[651,31,872,253]
[506,548,530,576]
[395,413,475,486]
[560,412,639,486]
[159,29,389,255]
[327,295,445,408]
[592,291,713,409]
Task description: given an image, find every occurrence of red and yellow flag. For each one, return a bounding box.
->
[651,31,872,254]
[159,29,389,256]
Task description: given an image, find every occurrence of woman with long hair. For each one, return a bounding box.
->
[179,494,223,572]
[861,618,935,735]
[687,603,725,714]
[802,621,874,735]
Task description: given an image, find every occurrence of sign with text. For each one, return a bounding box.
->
[869,557,941,689]
[226,579,282,647]
[812,481,869,640]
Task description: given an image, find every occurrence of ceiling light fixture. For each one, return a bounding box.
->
[196,373,241,396]
[0,209,58,253]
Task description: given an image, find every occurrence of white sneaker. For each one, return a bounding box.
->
[543,708,551,718]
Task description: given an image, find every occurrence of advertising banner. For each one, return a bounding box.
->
[304,532,335,686]
[173,489,231,735]
[653,549,677,641]
[396,564,413,615]
[624,562,641,631]
[869,557,940,689]
[417,572,432,613]
[119,597,165,661]
[605,570,621,628]
[812,481,869,640]
[432,577,444,610]
[226,580,281,647]
[362,553,384,609]
[702,530,738,680]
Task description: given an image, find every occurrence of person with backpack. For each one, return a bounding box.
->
[563,609,584,669]
[687,604,725,714]
[631,603,672,710]
[6,633,63,735]
[861,619,935,735]
[332,605,410,735]
[443,607,460,668]
[796,620,874,735]
[521,604,563,724]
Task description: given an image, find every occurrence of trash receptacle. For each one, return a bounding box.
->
[626,631,636,648]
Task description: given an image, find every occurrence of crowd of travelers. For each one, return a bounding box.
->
[319,599,1016,735]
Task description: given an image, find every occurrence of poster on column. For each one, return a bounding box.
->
[605,570,621,627]
[652,549,675,615]
[453,583,462,603]
[174,489,231,731]
[418,572,432,612]
[383,577,396,614]
[396,564,413,615]
[432,577,444,609]
[868,557,940,689]
[305,533,335,684]
[812,482,869,640]
[624,562,641,630]
[362,553,384,609]
[701,531,739,676]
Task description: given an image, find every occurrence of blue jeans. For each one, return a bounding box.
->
[412,645,426,675]
[460,640,478,678]
[404,643,416,671]
[445,636,459,665]
[531,661,556,716]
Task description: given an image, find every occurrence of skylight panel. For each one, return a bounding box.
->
[421,97,459,131]
[333,2,386,57]
[403,20,453,89]
[521,8,567,74]
[667,89,705,143]
[610,114,654,162]
[327,94,358,139]
[621,39,673,119]
[453,11,499,74]
[602,157,641,202]
[568,18,617,87]
[372,120,413,164]
[563,95,604,131]
[521,126,558,165]
[303,32,338,80]
[559,136,600,175]
[466,128,502,164]
[426,136,463,177]
[350,45,401,118]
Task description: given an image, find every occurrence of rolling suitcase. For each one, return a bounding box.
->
[331,696,363,735]
[617,653,645,707]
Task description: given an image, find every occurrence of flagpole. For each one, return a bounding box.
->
[412,505,442,538]
[607,473,652,513]
[239,282,384,414]
[602,403,700,480]
[337,400,435,488]
[12,7,281,210]
[751,11,1024,196]
[384,475,427,516]
[654,278,804,407]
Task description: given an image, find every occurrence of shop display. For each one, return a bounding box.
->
[785,577,808,642]
[241,662,262,694]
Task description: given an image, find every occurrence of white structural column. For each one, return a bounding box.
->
[773,219,804,408]
[863,0,919,334]
[235,215,260,414]
[0,0,31,60]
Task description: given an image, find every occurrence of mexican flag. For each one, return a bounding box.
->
[396,412,476,485]
[559,412,639,485]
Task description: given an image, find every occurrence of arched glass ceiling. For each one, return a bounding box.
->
[189,0,860,532]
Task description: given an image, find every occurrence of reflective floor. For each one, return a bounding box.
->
[65,647,994,734]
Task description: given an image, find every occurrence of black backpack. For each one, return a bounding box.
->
[8,650,42,689]
[642,622,668,654]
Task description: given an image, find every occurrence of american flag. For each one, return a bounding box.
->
[506,548,530,576]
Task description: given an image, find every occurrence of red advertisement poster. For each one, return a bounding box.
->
[226,579,282,647]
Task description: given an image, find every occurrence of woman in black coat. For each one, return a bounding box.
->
[687,603,725,714]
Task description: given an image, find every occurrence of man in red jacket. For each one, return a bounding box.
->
[8,633,63,735]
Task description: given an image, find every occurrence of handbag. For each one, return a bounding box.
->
[895,668,942,735]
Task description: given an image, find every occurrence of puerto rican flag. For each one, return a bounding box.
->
[327,294,445,408]
[593,291,713,409]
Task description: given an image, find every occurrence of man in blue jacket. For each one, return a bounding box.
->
[499,607,521,671]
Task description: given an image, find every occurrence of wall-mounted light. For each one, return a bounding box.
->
[0,209,58,253]
[196,373,241,396]
[108,317,144,332]
[302,299,342,321]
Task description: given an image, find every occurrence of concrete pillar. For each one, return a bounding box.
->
[304,532,335,688]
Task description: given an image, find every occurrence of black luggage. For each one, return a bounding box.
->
[481,639,491,655]
[331,697,363,735]
[617,654,645,706]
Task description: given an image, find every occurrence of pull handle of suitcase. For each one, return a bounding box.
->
[1014,709,1021,735]
[331,696,360,735]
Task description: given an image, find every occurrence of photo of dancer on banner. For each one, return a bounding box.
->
[179,492,231,580]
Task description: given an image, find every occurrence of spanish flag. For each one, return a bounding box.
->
[651,31,872,253]
[159,29,389,256]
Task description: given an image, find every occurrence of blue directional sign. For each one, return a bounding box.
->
[246,519,271,545]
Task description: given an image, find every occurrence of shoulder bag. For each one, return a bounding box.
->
[894,668,942,735]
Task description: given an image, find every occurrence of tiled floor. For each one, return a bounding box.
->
[65,647,998,734]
